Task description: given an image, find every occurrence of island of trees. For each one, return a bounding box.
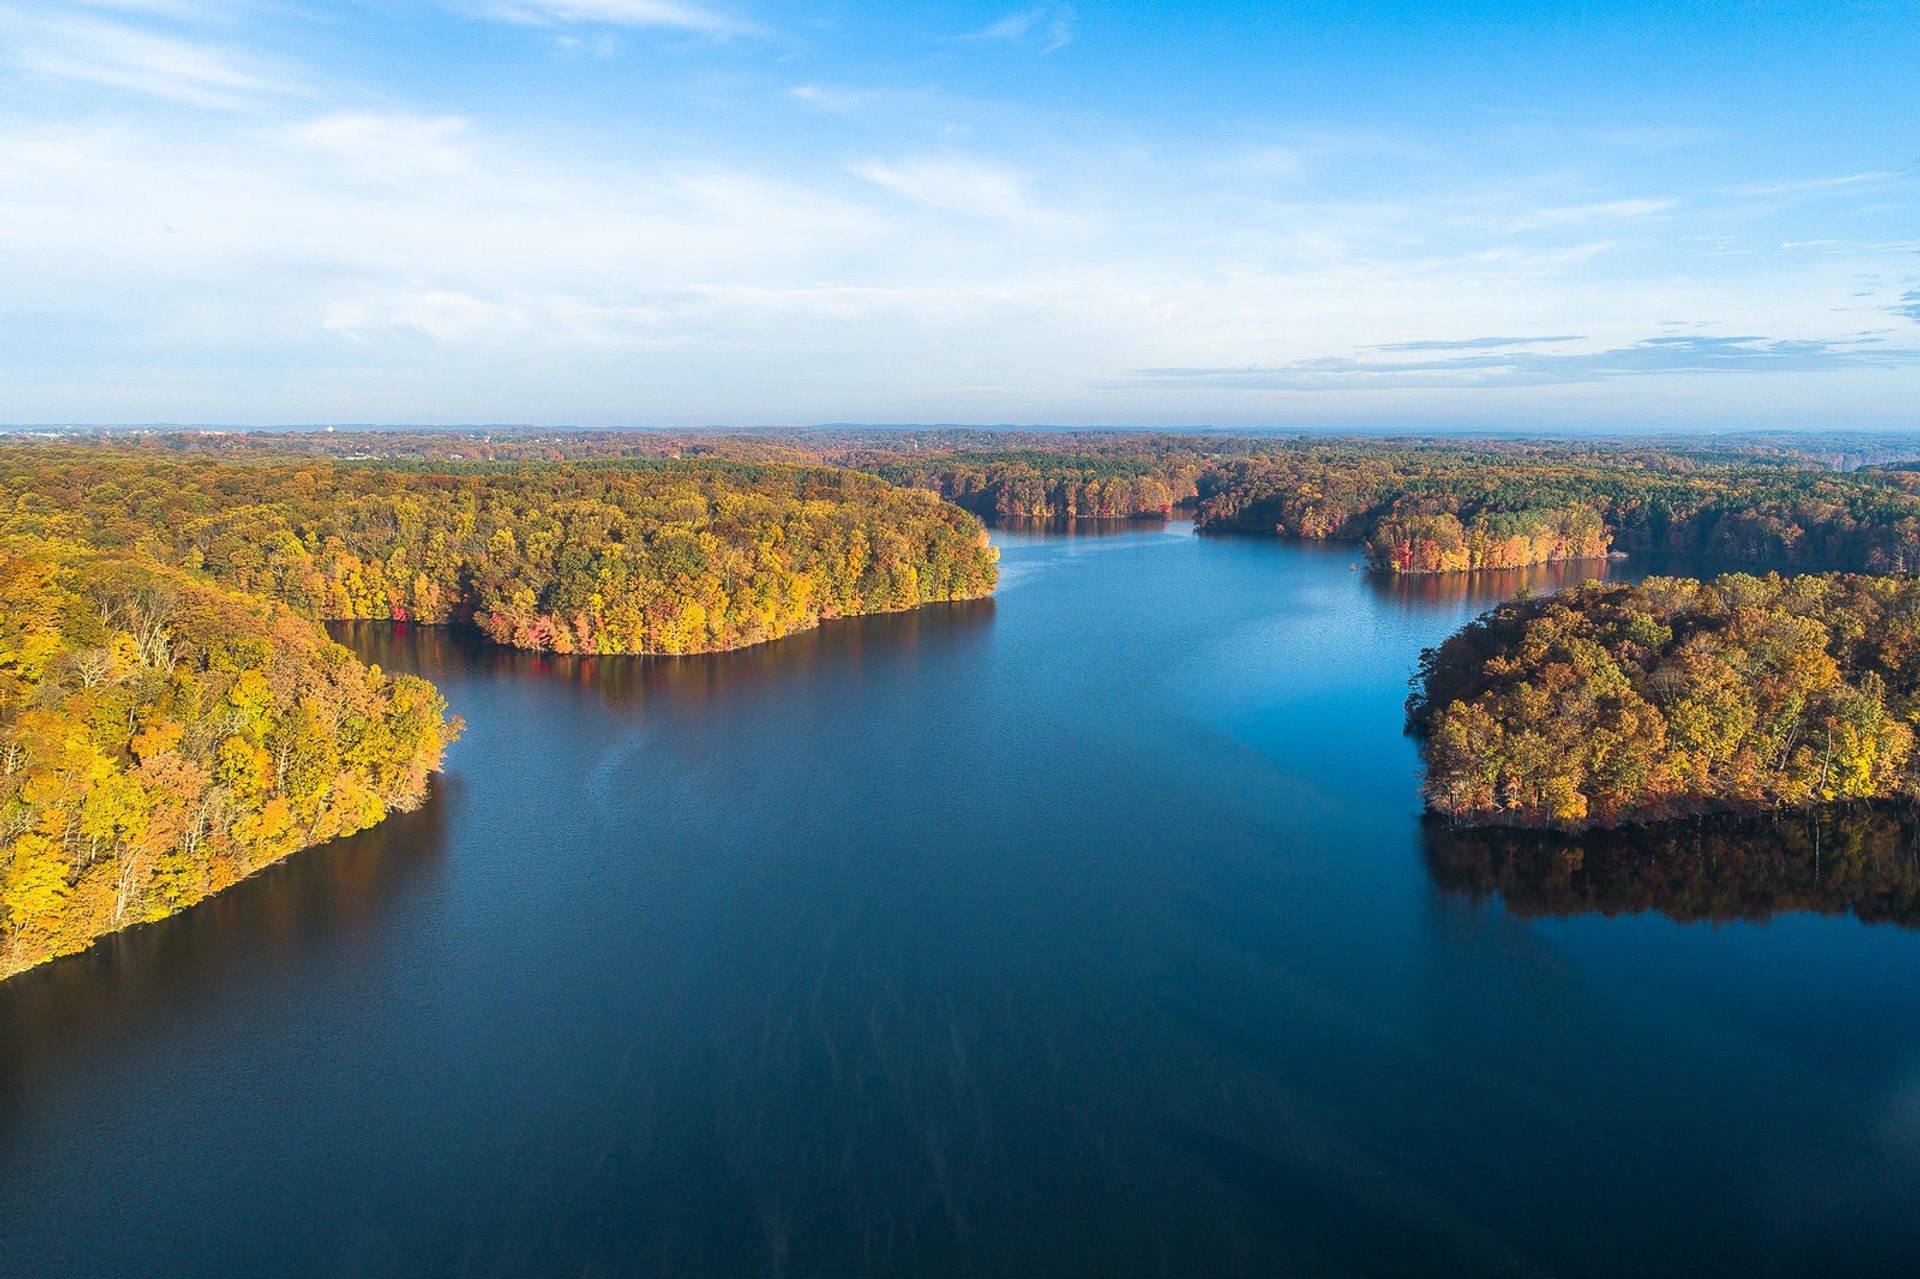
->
[1407,572,1920,829]
[1,542,458,979]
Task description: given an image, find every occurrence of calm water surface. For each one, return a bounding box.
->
[5,524,1920,1277]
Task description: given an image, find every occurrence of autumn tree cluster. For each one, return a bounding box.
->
[0,452,1000,656]
[46,428,1920,578]
[1407,573,1920,829]
[847,436,1920,576]
[0,444,999,976]
[0,542,457,978]
[1189,448,1920,573]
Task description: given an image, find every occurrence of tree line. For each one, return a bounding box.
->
[1407,572,1920,829]
[0,443,1003,976]
[28,428,1920,577]
[0,540,457,978]
[0,451,1001,656]
[845,436,1920,576]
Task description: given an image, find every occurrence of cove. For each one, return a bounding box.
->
[4,522,1920,1277]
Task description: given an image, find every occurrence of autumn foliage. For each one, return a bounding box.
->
[1408,573,1920,829]
[848,436,1920,576]
[0,452,1000,656]
[0,543,458,979]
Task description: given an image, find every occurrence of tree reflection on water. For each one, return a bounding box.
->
[1423,805,1920,927]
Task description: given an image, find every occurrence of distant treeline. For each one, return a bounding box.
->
[1407,573,1920,829]
[25,428,1920,576]
[855,439,1920,575]
[0,451,1000,656]
[0,542,457,978]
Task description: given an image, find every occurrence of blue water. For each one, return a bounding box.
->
[3,523,1918,1276]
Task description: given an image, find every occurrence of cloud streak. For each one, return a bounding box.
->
[1372,335,1585,352]
[969,5,1075,53]
[1509,198,1676,230]
[473,0,756,37]
[850,156,1076,227]
[0,7,293,108]
[1123,335,1920,391]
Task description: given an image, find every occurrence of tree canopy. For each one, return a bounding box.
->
[1408,573,1920,829]
[0,541,457,978]
[0,451,1000,656]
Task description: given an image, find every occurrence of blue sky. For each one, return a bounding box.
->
[1,0,1916,428]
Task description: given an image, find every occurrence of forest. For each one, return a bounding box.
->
[0,443,1001,976]
[25,428,1920,576]
[0,540,457,978]
[13,426,1920,884]
[0,451,1000,656]
[1406,572,1920,829]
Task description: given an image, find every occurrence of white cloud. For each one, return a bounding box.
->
[970,5,1074,53]
[293,113,475,182]
[850,156,1076,227]
[1512,198,1677,229]
[0,8,1914,427]
[789,83,878,114]
[0,7,291,108]
[324,290,530,342]
[474,0,756,36]
[1738,171,1902,196]
[68,0,218,17]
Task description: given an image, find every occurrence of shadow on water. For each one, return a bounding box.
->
[1423,806,1920,927]
[333,598,997,713]
[1360,548,1840,619]
[1,602,993,1073]
[1362,557,1620,614]
[0,786,453,1118]
[986,515,1171,538]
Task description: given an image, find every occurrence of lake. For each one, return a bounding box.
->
[4,522,1920,1277]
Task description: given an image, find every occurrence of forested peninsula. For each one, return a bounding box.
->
[0,543,457,978]
[0,445,1000,978]
[0,451,1000,656]
[1408,573,1920,830]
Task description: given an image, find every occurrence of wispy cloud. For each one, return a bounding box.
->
[788,83,903,115]
[67,0,219,17]
[0,7,291,108]
[1123,335,1920,391]
[473,0,756,37]
[850,156,1073,226]
[324,290,530,343]
[293,113,475,182]
[1510,198,1676,230]
[3,2,1917,426]
[1737,171,1904,196]
[969,4,1075,53]
[1372,334,1584,352]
